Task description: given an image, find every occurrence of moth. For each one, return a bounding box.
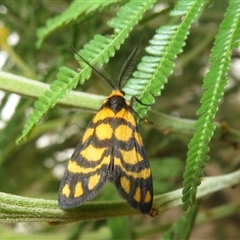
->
[58,41,153,214]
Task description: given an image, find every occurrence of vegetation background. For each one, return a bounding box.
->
[0,0,240,239]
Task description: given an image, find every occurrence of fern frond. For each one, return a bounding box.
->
[232,16,240,48]
[18,0,155,143]
[123,0,206,118]
[16,67,78,143]
[182,0,240,211]
[36,0,117,48]
[72,0,156,91]
[70,0,156,90]
[72,0,156,82]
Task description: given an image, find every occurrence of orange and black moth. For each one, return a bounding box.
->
[58,42,153,214]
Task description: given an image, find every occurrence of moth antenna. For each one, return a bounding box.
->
[70,46,115,89]
[118,40,142,89]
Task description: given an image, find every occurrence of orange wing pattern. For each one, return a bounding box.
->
[58,90,153,214]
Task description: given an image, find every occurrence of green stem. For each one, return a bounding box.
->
[0,169,239,223]
[1,70,240,145]
[148,111,240,144]
[153,169,240,212]
[0,70,105,111]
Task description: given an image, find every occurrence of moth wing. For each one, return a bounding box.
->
[58,110,112,209]
[113,111,153,214]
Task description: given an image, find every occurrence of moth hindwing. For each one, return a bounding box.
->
[58,42,153,214]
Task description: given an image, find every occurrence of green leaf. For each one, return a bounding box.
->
[16,67,78,143]
[37,0,118,48]
[182,0,240,211]
[123,0,206,118]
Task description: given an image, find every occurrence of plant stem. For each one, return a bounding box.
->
[0,169,239,223]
